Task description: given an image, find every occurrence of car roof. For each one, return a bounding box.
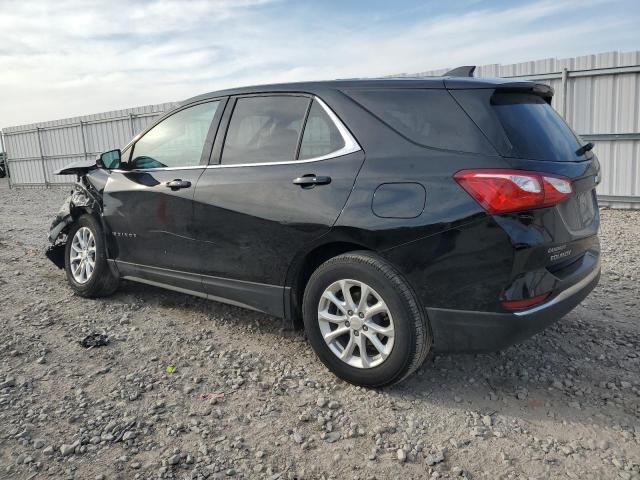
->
[183,76,542,103]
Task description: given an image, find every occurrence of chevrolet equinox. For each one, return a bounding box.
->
[47,69,601,387]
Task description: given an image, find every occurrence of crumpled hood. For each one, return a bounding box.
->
[55,158,97,175]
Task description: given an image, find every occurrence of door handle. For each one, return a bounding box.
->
[292,174,332,188]
[165,179,192,190]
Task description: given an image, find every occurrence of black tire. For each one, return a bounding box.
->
[302,251,431,387]
[64,214,119,298]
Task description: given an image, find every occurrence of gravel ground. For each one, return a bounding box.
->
[0,180,638,480]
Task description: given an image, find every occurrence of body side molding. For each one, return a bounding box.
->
[112,260,287,318]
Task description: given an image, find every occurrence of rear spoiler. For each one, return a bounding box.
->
[443,64,554,104]
[493,82,554,104]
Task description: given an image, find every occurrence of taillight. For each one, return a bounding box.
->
[453,169,573,214]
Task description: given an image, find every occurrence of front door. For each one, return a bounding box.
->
[103,99,225,279]
[192,95,364,314]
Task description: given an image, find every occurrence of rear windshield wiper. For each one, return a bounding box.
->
[575,142,594,156]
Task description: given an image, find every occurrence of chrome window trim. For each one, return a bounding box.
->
[112,165,205,173]
[114,96,361,173]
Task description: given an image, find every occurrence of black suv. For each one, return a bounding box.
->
[47,71,601,387]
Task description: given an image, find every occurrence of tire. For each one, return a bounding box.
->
[302,251,431,387]
[64,214,119,298]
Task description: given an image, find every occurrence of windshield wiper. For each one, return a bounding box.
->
[575,142,594,156]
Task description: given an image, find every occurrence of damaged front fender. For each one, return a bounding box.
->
[48,204,74,244]
[46,177,103,269]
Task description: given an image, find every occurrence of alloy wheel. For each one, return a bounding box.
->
[69,227,96,284]
[317,279,395,368]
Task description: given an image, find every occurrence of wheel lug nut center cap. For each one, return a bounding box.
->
[349,316,363,330]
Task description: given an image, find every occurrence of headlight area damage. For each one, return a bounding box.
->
[45,176,103,269]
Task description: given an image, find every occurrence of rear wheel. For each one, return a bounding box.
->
[64,214,119,297]
[303,251,431,387]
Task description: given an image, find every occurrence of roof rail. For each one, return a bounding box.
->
[444,65,476,77]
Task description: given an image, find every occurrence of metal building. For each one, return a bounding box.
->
[2,50,639,208]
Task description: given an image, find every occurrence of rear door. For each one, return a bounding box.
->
[103,99,225,277]
[192,94,364,313]
[485,91,600,242]
[451,88,600,230]
[450,87,601,274]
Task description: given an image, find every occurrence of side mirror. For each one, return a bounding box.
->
[98,149,121,170]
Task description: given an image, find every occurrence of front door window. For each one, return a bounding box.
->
[131,101,221,169]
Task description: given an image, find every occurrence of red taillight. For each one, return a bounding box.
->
[454,169,573,214]
[501,292,550,310]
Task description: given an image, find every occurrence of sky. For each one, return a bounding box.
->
[1,0,639,127]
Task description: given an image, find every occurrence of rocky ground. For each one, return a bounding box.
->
[0,179,638,480]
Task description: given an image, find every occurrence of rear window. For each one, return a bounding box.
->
[451,90,586,161]
[344,89,495,154]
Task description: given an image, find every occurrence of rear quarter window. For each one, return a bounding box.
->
[343,89,495,155]
[299,100,345,159]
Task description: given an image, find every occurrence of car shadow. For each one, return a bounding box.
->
[383,308,638,430]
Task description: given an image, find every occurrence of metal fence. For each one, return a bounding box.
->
[2,50,639,207]
[1,102,177,187]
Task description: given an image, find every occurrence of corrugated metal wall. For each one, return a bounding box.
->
[392,51,640,208]
[1,102,177,186]
[1,51,639,208]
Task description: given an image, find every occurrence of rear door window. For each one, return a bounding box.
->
[222,96,310,165]
[451,90,586,161]
[344,89,495,154]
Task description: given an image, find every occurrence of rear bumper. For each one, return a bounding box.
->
[428,254,600,353]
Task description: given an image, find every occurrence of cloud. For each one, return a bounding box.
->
[0,0,637,127]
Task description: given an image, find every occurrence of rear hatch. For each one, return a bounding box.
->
[449,85,600,303]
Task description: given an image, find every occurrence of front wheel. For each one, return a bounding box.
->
[302,251,431,387]
[64,214,119,297]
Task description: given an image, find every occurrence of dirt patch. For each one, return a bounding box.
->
[0,187,638,480]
